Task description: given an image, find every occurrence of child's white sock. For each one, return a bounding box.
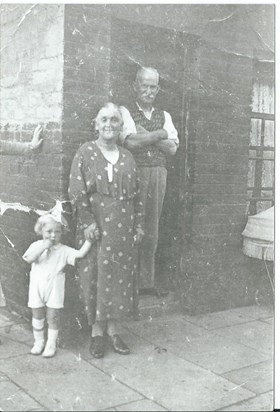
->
[31,318,45,355]
[33,329,44,342]
[47,328,59,344]
[42,329,58,358]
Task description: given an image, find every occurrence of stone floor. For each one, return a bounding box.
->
[0,303,274,411]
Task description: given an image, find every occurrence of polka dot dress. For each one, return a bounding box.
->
[69,141,143,325]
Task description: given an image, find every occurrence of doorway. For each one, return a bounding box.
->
[109,18,195,292]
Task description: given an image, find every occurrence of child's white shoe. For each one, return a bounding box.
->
[42,341,56,358]
[30,340,45,355]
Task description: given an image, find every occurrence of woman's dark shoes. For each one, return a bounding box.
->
[89,335,104,358]
[109,334,130,355]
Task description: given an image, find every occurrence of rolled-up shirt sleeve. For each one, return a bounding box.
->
[163,111,179,145]
[119,106,137,145]
[0,140,30,155]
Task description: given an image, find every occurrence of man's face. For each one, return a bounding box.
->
[133,72,159,106]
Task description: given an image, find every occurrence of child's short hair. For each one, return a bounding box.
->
[34,214,63,236]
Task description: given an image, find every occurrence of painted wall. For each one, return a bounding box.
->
[0,4,65,314]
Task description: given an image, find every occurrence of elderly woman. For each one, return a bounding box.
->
[68,103,144,358]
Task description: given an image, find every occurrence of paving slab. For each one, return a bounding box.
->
[221,390,274,411]
[0,307,274,412]
[125,314,214,344]
[214,320,273,357]
[0,372,9,382]
[26,409,48,412]
[232,305,274,321]
[102,409,117,411]
[260,317,274,325]
[89,344,255,411]
[124,317,270,374]
[115,399,168,411]
[0,350,142,411]
[0,310,26,328]
[0,339,30,359]
[222,359,273,395]
[0,323,33,344]
[185,309,254,330]
[0,379,43,411]
[176,335,269,375]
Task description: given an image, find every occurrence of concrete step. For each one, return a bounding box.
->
[137,290,181,320]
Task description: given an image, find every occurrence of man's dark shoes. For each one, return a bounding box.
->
[109,334,130,355]
[89,335,104,358]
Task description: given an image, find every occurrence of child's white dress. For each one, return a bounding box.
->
[23,241,78,309]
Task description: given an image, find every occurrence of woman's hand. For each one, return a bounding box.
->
[134,227,144,244]
[30,125,43,150]
[84,223,101,242]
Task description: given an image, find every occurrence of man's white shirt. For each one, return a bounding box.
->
[119,104,179,145]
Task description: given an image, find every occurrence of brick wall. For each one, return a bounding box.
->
[62,4,111,180]
[191,46,252,250]
[0,4,65,315]
[180,45,274,314]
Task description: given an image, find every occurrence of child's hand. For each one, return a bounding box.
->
[84,223,101,242]
[94,227,101,240]
[134,228,144,244]
[43,239,53,249]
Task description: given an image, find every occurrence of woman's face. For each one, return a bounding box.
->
[95,107,123,142]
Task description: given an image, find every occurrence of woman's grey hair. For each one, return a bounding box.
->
[34,214,62,236]
[95,102,124,130]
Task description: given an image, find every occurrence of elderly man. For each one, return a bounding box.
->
[119,67,179,296]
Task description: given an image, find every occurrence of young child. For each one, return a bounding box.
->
[0,125,43,346]
[23,214,92,358]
